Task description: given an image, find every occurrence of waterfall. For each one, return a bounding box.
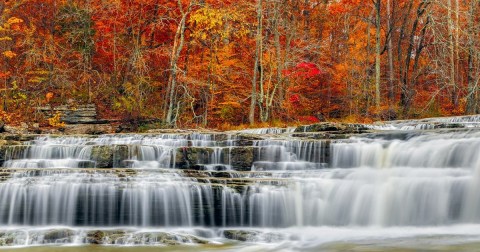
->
[2,126,480,247]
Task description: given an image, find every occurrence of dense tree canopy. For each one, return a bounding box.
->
[1,0,480,128]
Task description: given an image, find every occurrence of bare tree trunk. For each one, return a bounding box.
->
[365,11,373,113]
[466,0,478,114]
[401,1,430,115]
[249,0,262,125]
[86,0,92,104]
[398,0,413,112]
[447,0,457,107]
[455,0,460,98]
[387,0,395,103]
[258,0,266,122]
[274,1,284,103]
[268,0,282,120]
[374,0,381,109]
[165,0,194,125]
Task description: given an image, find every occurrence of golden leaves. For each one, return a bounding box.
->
[48,112,66,128]
[189,5,249,44]
[2,50,17,59]
[0,17,24,31]
[6,17,24,26]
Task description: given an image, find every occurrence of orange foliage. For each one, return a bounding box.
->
[45,92,54,103]
[0,0,478,128]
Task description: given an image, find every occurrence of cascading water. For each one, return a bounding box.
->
[3,122,480,250]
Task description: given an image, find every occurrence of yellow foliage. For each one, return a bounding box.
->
[48,112,66,128]
[6,17,23,26]
[28,76,47,83]
[190,5,249,44]
[0,111,13,124]
[2,50,17,59]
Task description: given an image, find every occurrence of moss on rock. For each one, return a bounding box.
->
[91,146,114,168]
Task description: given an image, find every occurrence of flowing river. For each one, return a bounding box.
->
[2,116,480,251]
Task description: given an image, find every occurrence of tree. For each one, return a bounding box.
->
[0,1,25,112]
[165,0,197,126]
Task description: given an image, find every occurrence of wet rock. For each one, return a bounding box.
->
[229,147,255,171]
[101,230,127,244]
[185,147,215,166]
[91,146,114,168]
[84,230,209,246]
[208,133,229,142]
[144,232,209,245]
[114,168,137,178]
[296,122,369,134]
[77,160,96,168]
[186,234,210,244]
[43,229,75,242]
[0,171,11,182]
[86,230,106,244]
[223,230,260,242]
[113,145,130,167]
[191,164,209,171]
[0,233,15,246]
[0,145,5,167]
[212,165,229,171]
[146,233,181,245]
[174,148,189,169]
[0,120,4,133]
[295,122,342,132]
[2,145,29,160]
[436,123,464,129]
[235,134,265,146]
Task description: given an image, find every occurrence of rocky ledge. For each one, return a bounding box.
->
[0,229,212,246]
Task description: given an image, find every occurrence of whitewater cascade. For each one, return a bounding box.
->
[2,118,480,246]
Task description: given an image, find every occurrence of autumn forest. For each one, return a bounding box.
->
[1,0,479,128]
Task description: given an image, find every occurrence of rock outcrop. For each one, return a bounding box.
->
[37,104,105,124]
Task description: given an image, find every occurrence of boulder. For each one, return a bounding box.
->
[229,147,255,171]
[63,124,114,135]
[43,229,75,242]
[113,145,130,168]
[3,125,28,135]
[185,147,215,166]
[37,104,107,125]
[143,232,209,245]
[86,230,106,244]
[173,148,189,169]
[0,232,15,246]
[91,145,114,168]
[295,122,369,134]
[223,230,260,242]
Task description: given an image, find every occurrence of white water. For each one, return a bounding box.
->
[369,115,480,130]
[2,124,480,248]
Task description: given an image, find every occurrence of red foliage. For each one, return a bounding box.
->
[283,62,323,78]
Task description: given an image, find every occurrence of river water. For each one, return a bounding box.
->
[2,117,480,251]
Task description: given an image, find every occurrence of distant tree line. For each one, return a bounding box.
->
[1,0,479,127]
